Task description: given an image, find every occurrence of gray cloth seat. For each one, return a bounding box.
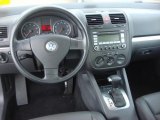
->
[136,92,160,120]
[30,111,106,120]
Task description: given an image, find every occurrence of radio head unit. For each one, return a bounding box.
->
[93,31,126,51]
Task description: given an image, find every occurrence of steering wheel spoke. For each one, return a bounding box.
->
[44,68,59,80]
[70,38,85,50]
[15,38,31,51]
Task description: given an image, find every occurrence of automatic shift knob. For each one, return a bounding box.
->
[107,75,122,88]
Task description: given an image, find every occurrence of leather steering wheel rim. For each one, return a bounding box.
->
[10,6,89,84]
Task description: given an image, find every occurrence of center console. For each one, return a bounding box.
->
[77,69,138,120]
[86,12,131,70]
[77,11,137,120]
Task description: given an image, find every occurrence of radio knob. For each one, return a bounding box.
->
[121,44,127,49]
[106,57,114,66]
[94,46,99,51]
[117,54,126,65]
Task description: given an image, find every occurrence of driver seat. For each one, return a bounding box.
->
[30,111,106,120]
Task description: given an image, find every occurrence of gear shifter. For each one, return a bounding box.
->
[107,75,126,107]
[108,75,122,88]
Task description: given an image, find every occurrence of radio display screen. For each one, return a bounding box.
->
[98,34,120,42]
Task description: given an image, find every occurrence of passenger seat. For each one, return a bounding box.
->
[30,111,106,120]
[136,92,160,120]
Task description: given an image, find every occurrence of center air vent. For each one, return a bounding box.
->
[109,14,126,24]
[86,14,103,25]
[0,27,8,39]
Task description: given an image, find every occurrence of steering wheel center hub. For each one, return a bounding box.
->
[45,41,58,52]
[30,34,70,69]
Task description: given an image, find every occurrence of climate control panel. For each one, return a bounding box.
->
[94,53,126,68]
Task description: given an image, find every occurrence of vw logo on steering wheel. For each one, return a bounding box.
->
[45,41,58,52]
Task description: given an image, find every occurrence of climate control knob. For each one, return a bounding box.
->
[106,57,114,66]
[95,56,105,67]
[117,54,126,65]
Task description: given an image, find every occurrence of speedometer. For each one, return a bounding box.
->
[53,20,71,36]
[21,22,40,38]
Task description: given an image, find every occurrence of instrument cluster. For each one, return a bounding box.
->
[20,16,74,39]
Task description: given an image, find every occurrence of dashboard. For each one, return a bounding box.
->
[0,3,160,74]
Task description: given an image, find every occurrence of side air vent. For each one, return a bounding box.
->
[109,14,126,24]
[86,14,104,25]
[0,27,8,39]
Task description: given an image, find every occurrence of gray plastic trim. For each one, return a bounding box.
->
[0,77,4,120]
[132,35,160,42]
[15,74,28,106]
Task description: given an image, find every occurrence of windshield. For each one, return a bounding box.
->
[0,0,160,6]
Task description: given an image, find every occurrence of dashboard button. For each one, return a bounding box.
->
[94,43,98,45]
[93,35,98,38]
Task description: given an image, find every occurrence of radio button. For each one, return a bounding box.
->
[121,38,125,43]
[94,37,98,40]
[93,35,98,38]
[105,46,108,50]
[92,32,97,34]
[94,43,98,45]
[112,45,117,49]
[121,33,125,38]
[108,46,112,49]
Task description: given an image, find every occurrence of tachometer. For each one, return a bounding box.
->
[53,20,71,36]
[21,22,40,38]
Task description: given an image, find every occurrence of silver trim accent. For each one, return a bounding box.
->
[102,89,130,110]
[107,77,112,82]
[132,35,160,42]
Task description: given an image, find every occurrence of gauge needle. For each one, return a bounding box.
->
[25,30,32,37]
[58,26,63,33]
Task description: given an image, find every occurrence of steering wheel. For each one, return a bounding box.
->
[10,6,89,83]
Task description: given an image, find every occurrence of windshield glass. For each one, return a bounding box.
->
[0,0,160,6]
